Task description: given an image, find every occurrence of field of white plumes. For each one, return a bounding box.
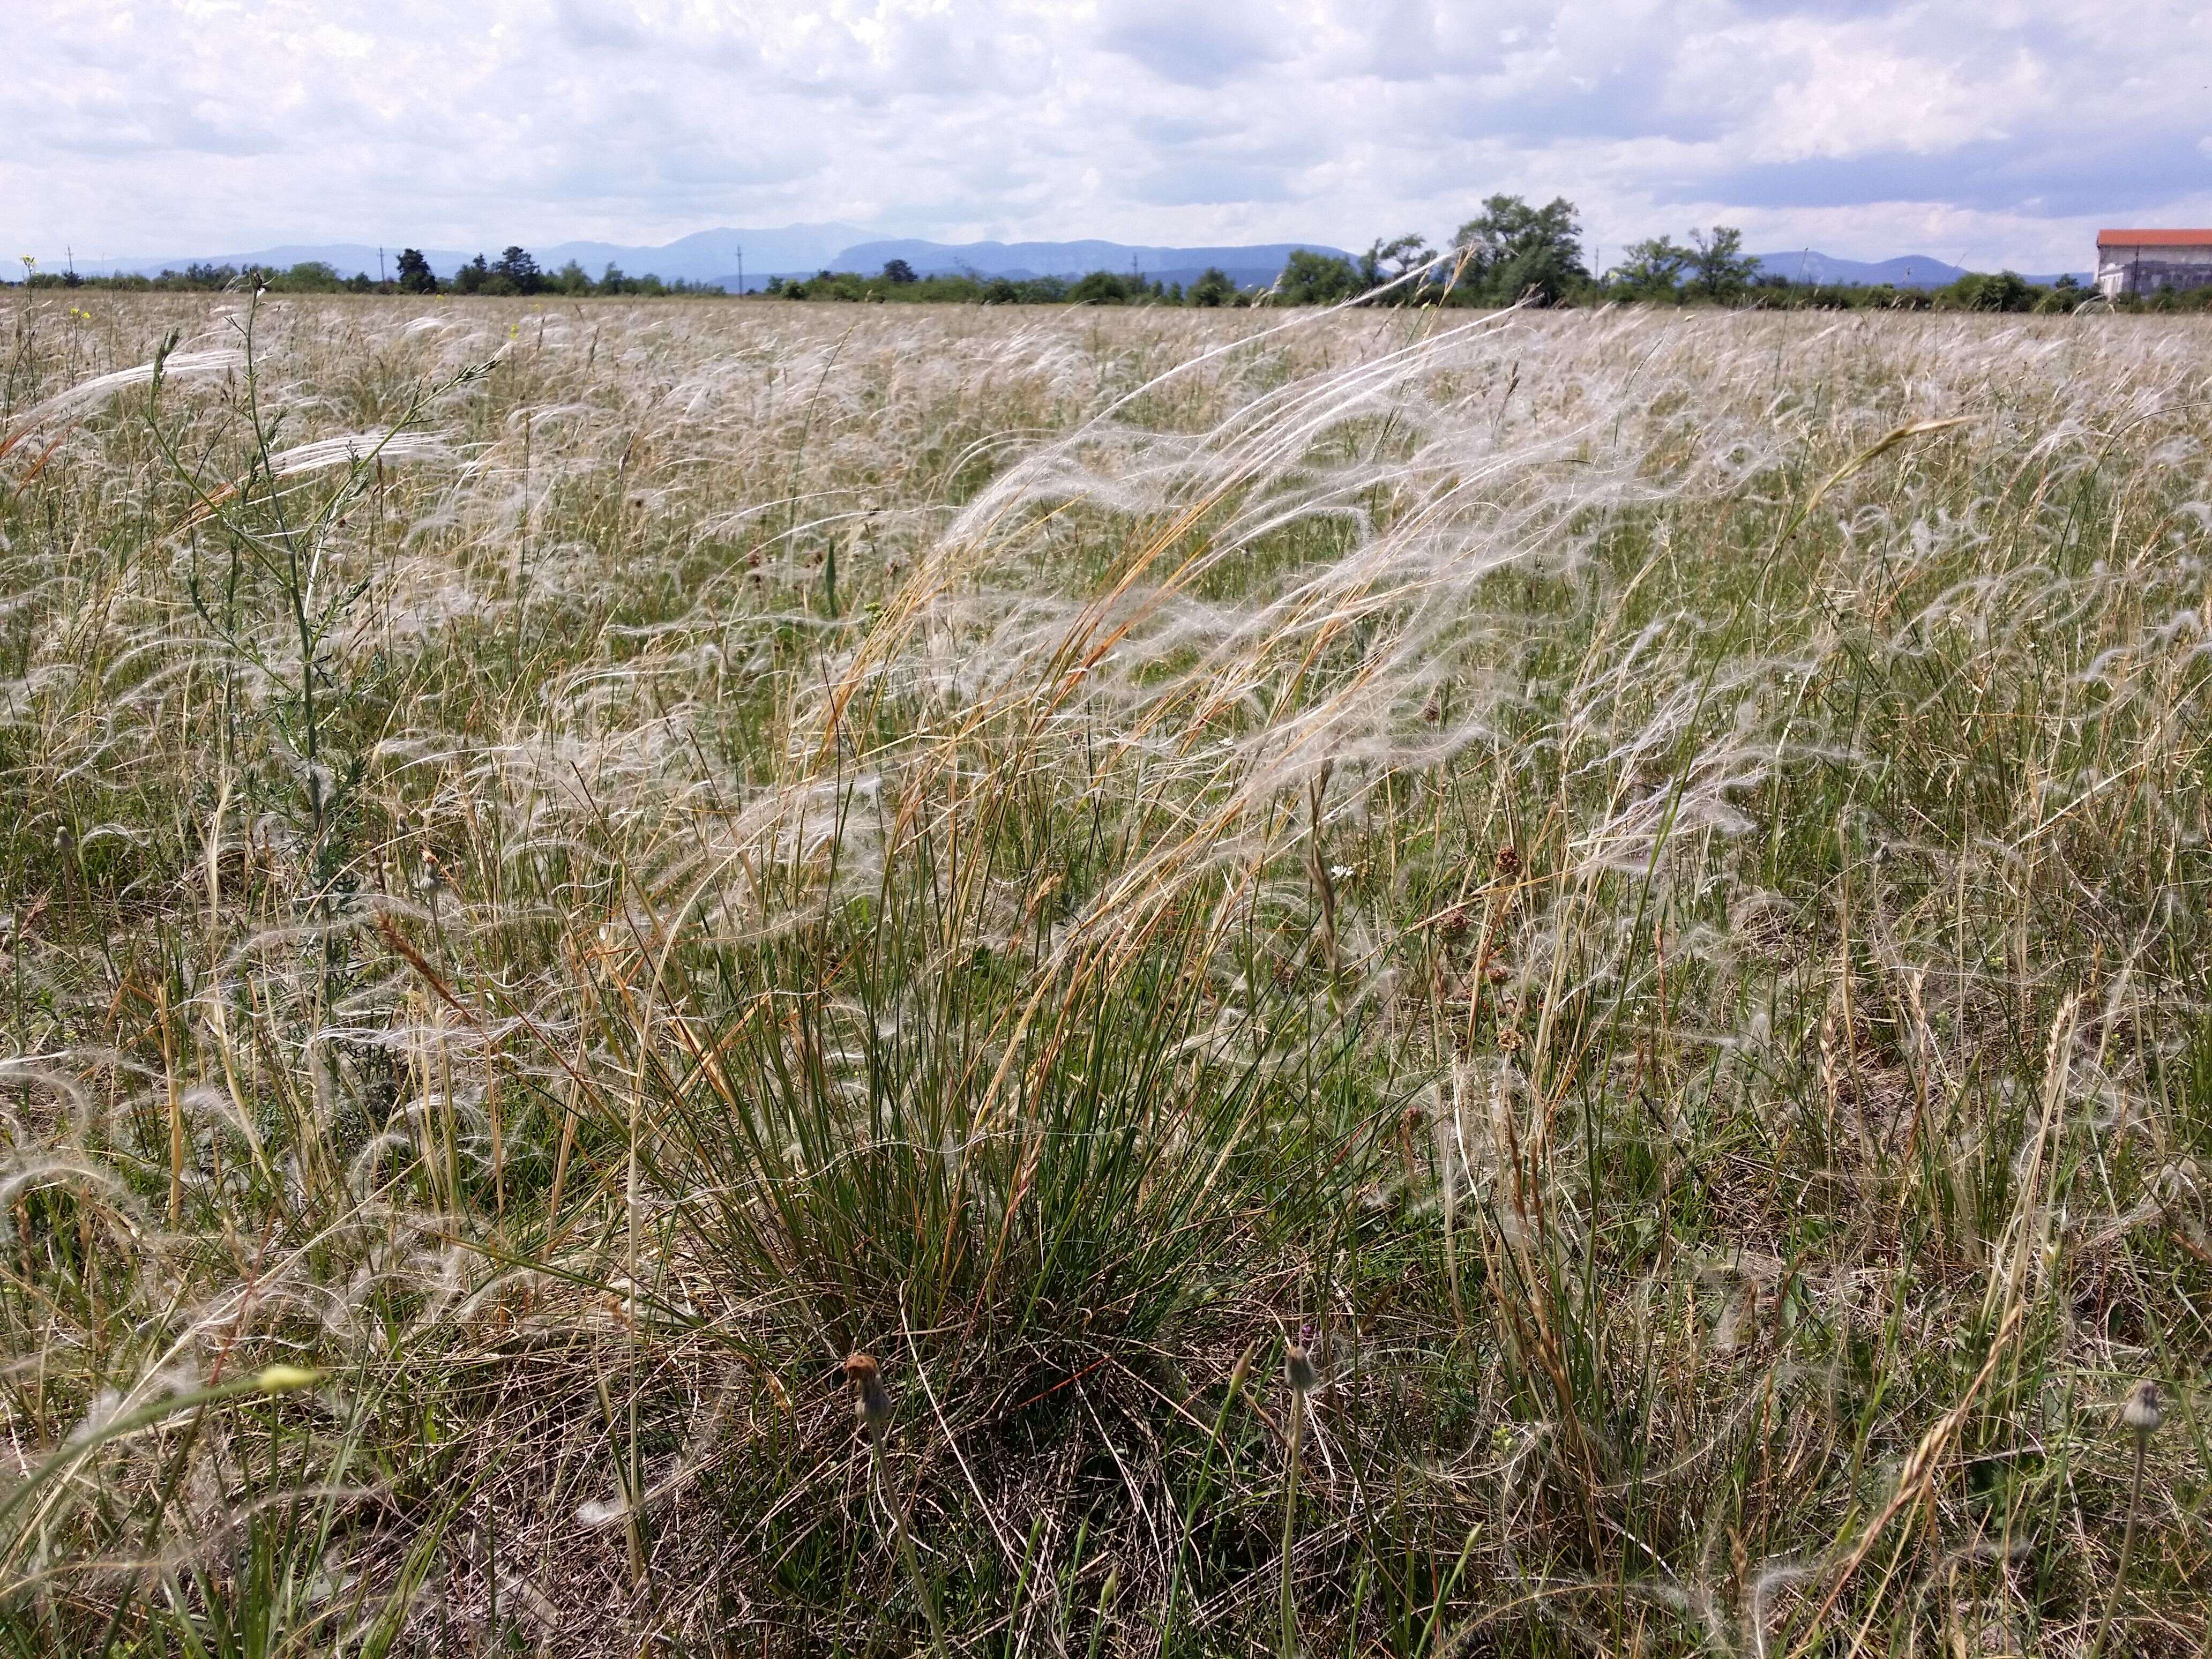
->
[2,293,2207,1655]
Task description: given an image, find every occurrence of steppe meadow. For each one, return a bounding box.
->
[2,292,2207,1654]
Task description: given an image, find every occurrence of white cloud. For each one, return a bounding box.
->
[3,0,2207,272]
[1096,0,1289,88]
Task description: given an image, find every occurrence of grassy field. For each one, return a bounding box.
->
[1,293,2207,1656]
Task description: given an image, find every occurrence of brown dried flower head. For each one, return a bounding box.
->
[1284,1344,1318,1395]
[844,1351,892,1440]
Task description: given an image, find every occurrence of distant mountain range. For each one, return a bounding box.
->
[826,238,1352,290]
[1747,251,2091,289]
[66,225,865,287]
[62,227,2091,293]
[66,227,1348,291]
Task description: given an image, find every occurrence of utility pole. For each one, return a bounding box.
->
[736,244,744,295]
[378,246,386,284]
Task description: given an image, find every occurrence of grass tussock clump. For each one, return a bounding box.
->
[1,290,2208,1655]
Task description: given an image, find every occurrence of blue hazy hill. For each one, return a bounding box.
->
[814,237,1355,289]
[69,225,867,286]
[1749,250,2090,288]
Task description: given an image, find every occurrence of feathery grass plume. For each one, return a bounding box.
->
[0,345,241,460]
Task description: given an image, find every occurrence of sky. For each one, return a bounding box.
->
[7,0,2210,273]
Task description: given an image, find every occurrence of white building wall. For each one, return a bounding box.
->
[2096,244,2212,298]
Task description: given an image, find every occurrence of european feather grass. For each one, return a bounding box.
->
[1,292,2207,1654]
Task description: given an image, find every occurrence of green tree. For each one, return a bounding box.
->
[1945,270,2036,312]
[493,246,542,294]
[1187,267,1238,307]
[453,254,491,295]
[880,258,919,284]
[1454,196,1587,304]
[1362,233,1434,293]
[1274,250,1361,305]
[1069,270,1132,304]
[276,261,343,293]
[1687,226,1758,300]
[1612,235,1691,298]
[394,248,437,294]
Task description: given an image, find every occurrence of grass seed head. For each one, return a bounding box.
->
[1228,1343,1256,1398]
[253,1364,323,1394]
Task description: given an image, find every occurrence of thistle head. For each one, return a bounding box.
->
[2121,1378,2163,1439]
[1284,1343,1318,1396]
[843,1351,892,1440]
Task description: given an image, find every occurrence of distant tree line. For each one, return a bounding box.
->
[16,258,394,294]
[764,263,1246,305]
[759,198,2127,312]
[1260,204,2120,313]
[7,246,726,297]
[1598,230,2109,313]
[11,210,2191,312]
[435,248,724,296]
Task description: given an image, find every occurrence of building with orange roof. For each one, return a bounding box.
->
[2096,230,2212,298]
